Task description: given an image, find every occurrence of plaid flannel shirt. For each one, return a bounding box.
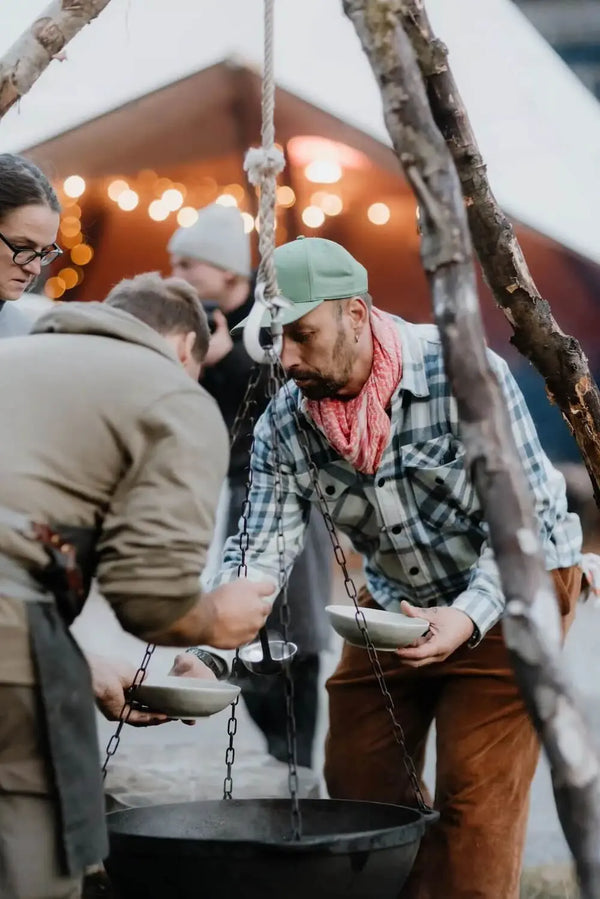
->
[217,316,582,639]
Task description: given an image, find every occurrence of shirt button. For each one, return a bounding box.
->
[377,477,386,487]
[391,525,402,534]
[409,566,419,576]
[325,485,335,495]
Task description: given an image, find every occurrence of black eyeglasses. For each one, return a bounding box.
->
[0,230,62,267]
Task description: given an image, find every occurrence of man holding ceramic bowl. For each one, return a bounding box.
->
[184,236,583,899]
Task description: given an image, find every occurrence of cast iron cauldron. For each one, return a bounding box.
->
[106,798,433,899]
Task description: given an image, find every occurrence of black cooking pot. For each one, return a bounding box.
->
[106,798,434,899]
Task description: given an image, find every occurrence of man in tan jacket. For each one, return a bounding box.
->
[0,272,273,899]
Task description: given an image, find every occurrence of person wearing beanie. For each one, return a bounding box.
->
[169,204,332,769]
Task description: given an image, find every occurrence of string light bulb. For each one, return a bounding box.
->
[177,207,199,228]
[108,179,129,201]
[148,200,169,221]
[117,190,139,211]
[367,202,390,225]
[162,188,184,212]
[63,175,86,198]
[301,206,325,228]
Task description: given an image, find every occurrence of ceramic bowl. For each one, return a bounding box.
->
[325,604,429,651]
[133,676,240,718]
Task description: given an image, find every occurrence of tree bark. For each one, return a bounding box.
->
[0,0,113,120]
[343,1,600,895]
[397,0,600,508]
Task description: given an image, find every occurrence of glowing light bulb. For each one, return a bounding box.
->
[162,188,184,211]
[70,244,93,266]
[304,160,342,184]
[117,189,139,211]
[216,193,237,207]
[44,277,66,299]
[63,175,86,198]
[58,267,81,288]
[310,192,343,216]
[367,202,390,225]
[276,186,296,207]
[108,179,129,201]
[148,200,169,221]
[177,207,199,228]
[301,206,325,228]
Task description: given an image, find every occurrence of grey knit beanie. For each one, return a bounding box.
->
[167,203,251,278]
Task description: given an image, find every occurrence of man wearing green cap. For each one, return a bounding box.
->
[213,236,583,898]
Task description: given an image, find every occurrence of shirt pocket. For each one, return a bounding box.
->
[400,435,475,530]
[309,462,367,526]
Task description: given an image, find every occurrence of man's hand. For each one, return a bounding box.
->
[394,602,475,668]
[202,309,233,368]
[199,579,273,649]
[87,653,169,727]
[166,653,219,726]
[169,653,217,680]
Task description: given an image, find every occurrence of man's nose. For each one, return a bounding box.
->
[280,337,300,371]
[22,257,42,277]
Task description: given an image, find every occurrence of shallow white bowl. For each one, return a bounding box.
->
[325,604,429,651]
[133,676,240,718]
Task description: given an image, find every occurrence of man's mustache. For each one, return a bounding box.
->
[287,369,322,381]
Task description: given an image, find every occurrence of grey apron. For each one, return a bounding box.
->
[0,509,108,876]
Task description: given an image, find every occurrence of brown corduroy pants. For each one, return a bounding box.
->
[324,566,582,899]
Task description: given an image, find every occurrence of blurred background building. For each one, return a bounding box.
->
[5,0,600,465]
[514,1,600,99]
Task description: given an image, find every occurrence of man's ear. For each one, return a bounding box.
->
[347,295,369,328]
[182,330,197,364]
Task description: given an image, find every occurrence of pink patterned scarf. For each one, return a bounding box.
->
[306,308,402,474]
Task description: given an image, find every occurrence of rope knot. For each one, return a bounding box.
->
[244,146,286,186]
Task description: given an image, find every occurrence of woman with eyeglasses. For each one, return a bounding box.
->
[0,153,62,337]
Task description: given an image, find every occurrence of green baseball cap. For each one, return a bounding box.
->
[232,236,368,332]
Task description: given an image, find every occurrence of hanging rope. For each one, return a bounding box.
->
[243,0,290,362]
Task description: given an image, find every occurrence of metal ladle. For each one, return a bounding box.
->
[238,626,297,676]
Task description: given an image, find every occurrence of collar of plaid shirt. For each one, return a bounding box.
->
[305,308,403,475]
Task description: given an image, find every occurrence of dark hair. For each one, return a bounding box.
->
[0,154,60,224]
[104,271,210,363]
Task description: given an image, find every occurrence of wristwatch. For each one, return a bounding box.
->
[184,647,229,680]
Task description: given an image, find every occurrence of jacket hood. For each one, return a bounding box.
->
[32,301,179,364]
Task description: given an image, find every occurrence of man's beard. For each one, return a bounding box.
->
[292,373,348,400]
[289,329,355,400]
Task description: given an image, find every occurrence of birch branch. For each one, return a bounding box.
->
[343,1,600,895]
[0,0,113,120]
[399,0,600,509]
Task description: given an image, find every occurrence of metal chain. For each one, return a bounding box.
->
[229,363,263,451]
[276,361,431,813]
[266,351,302,840]
[222,364,265,800]
[101,642,156,779]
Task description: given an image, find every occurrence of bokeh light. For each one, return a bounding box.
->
[71,244,93,266]
[177,207,199,228]
[63,175,86,198]
[367,202,391,225]
[108,179,129,201]
[117,189,139,211]
[44,277,66,299]
[301,206,325,228]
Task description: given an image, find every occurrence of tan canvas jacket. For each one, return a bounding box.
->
[0,302,229,685]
